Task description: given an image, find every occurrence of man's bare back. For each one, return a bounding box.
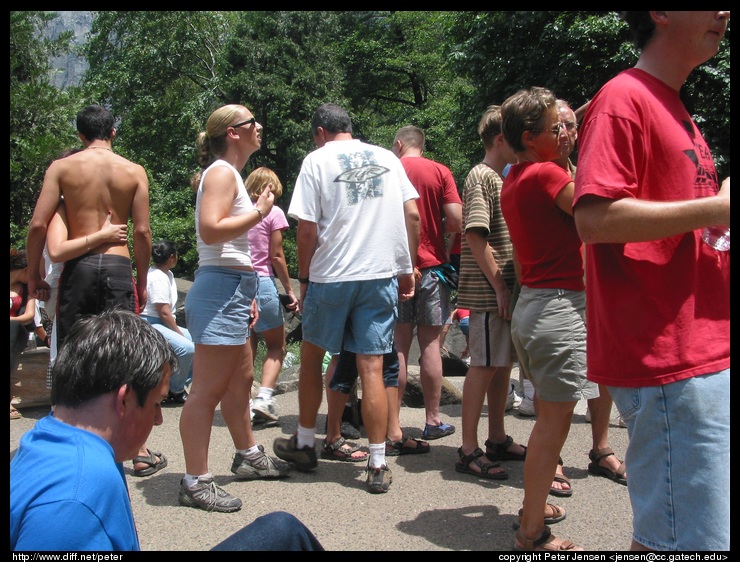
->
[26,105,151,308]
[49,148,147,257]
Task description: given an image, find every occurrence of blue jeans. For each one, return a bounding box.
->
[609,369,730,550]
[185,267,257,345]
[210,511,324,551]
[142,316,194,394]
[301,278,397,355]
[254,276,284,333]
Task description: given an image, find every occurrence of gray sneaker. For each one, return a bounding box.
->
[273,434,318,472]
[252,396,278,422]
[178,476,242,513]
[366,463,393,494]
[231,445,293,479]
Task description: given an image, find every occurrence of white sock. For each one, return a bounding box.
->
[239,445,262,460]
[296,425,316,449]
[257,387,274,401]
[183,472,212,487]
[368,443,386,469]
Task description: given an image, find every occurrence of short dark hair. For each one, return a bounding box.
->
[76,105,115,142]
[51,309,177,408]
[621,12,655,51]
[311,103,352,136]
[151,240,178,266]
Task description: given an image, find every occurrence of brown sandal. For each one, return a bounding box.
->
[588,447,627,485]
[512,503,566,529]
[455,447,508,480]
[320,437,368,462]
[514,526,583,551]
[549,456,573,497]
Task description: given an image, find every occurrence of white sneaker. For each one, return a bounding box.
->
[506,383,522,411]
[252,396,278,422]
[517,396,536,417]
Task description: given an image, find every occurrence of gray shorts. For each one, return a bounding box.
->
[396,267,452,326]
[511,286,597,402]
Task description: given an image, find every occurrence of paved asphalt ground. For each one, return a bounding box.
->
[11,359,634,552]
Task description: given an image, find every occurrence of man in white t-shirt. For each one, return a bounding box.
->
[274,103,420,494]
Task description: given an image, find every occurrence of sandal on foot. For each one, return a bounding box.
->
[386,436,430,456]
[10,407,22,420]
[549,456,573,497]
[588,447,627,485]
[514,526,583,551]
[512,503,566,529]
[455,447,508,480]
[320,436,368,462]
[132,449,168,477]
[485,435,527,461]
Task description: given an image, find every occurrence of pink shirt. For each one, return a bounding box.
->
[247,206,290,277]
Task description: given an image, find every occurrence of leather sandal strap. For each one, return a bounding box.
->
[590,447,615,462]
[458,447,485,465]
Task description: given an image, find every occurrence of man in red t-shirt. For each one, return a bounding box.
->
[573,11,730,551]
[392,125,462,440]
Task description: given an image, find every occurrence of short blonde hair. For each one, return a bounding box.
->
[245,166,283,201]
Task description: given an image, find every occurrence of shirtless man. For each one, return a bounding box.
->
[26,106,163,478]
[26,104,151,349]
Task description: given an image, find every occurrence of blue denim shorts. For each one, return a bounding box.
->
[329,345,400,393]
[608,369,730,551]
[511,286,597,402]
[254,276,284,333]
[184,266,258,345]
[397,267,452,326]
[301,278,397,355]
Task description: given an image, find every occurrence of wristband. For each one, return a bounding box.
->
[253,207,264,222]
[298,277,310,284]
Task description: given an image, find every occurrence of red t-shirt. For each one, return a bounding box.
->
[401,156,461,269]
[574,68,730,388]
[453,308,470,322]
[501,161,584,291]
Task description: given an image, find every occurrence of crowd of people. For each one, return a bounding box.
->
[10,12,729,552]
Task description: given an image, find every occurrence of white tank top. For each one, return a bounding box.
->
[195,159,253,268]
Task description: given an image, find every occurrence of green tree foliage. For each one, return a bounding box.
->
[335,11,473,186]
[448,11,730,176]
[9,11,83,246]
[81,11,240,275]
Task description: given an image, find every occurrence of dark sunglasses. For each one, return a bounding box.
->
[231,117,256,129]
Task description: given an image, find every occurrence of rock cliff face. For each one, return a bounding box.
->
[45,11,92,89]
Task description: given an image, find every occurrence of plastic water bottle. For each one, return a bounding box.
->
[702,226,730,252]
[27,331,37,350]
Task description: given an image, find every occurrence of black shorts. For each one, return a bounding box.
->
[56,254,135,349]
